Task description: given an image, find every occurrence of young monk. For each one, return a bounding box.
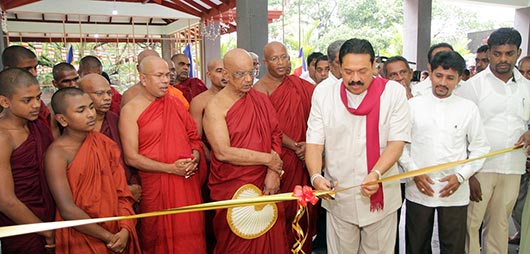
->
[77,74,141,202]
[0,68,55,254]
[45,87,140,254]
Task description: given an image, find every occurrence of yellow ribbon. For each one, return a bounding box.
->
[0,145,522,243]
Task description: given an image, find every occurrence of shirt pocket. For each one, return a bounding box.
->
[517,95,530,121]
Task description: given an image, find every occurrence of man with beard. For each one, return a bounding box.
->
[399,51,490,254]
[383,56,414,99]
[52,63,79,89]
[306,38,410,253]
[254,41,316,253]
[318,40,345,88]
[475,45,489,74]
[171,53,207,103]
[411,43,455,97]
[458,27,530,254]
[300,52,324,85]
[78,74,141,203]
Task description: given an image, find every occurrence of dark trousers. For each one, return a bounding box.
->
[405,200,467,254]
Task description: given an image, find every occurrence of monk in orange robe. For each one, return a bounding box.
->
[254,41,316,252]
[78,74,141,200]
[45,88,140,254]
[0,68,55,254]
[172,53,207,103]
[120,56,206,254]
[204,48,289,253]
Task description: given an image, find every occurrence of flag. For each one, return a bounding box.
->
[293,47,306,76]
[183,43,195,77]
[66,45,74,64]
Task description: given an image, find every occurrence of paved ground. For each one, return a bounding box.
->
[312,202,521,254]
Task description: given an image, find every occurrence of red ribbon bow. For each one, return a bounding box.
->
[293,185,319,207]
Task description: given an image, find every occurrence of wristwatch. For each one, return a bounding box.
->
[456,173,465,184]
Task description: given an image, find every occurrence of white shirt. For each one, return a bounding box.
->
[457,67,530,174]
[399,92,490,207]
[317,72,339,88]
[300,71,316,85]
[307,78,411,226]
[411,77,432,97]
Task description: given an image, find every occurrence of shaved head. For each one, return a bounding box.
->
[263,41,287,58]
[208,58,223,72]
[0,68,39,98]
[2,45,37,69]
[51,87,86,115]
[79,56,102,77]
[224,48,252,71]
[138,55,167,74]
[77,73,109,91]
[138,49,160,64]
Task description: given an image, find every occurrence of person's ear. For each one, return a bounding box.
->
[0,95,10,108]
[55,114,68,127]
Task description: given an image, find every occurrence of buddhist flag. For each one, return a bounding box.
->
[184,43,195,77]
[66,45,74,64]
[293,47,306,77]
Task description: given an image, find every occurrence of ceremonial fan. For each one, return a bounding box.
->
[227,184,278,239]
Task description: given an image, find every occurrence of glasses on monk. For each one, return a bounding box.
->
[143,72,171,80]
[267,55,290,64]
[60,76,80,84]
[253,62,260,67]
[228,69,257,79]
[90,90,114,97]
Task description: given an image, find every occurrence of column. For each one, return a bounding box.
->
[236,0,268,76]
[515,7,530,57]
[403,0,432,71]
[201,22,221,88]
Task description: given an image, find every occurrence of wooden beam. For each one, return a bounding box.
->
[6,17,168,26]
[181,0,209,13]
[160,1,201,17]
[1,0,40,10]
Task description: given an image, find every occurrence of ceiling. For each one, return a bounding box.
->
[0,0,237,42]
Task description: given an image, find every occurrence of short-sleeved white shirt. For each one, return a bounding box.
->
[456,67,530,174]
[307,78,411,226]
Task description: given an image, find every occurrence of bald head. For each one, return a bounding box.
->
[263,41,287,58]
[208,58,223,72]
[51,87,86,115]
[77,73,109,91]
[0,68,39,98]
[138,49,160,65]
[79,56,102,77]
[139,55,168,74]
[224,49,252,71]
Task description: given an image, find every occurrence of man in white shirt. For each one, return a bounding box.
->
[400,51,490,253]
[300,52,323,85]
[458,27,530,254]
[317,40,345,88]
[306,38,411,254]
[411,43,454,97]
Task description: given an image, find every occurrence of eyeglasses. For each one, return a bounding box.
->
[143,72,171,79]
[89,90,114,97]
[227,69,257,79]
[267,55,290,64]
[59,76,80,84]
[253,62,260,66]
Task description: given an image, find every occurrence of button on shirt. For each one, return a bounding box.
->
[456,67,530,174]
[399,92,490,207]
[307,78,411,226]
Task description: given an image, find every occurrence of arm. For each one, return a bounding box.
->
[361,141,406,196]
[203,100,281,170]
[189,97,205,137]
[119,104,190,175]
[44,145,113,243]
[0,133,54,243]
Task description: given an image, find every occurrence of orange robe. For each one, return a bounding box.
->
[168,85,190,110]
[137,94,206,254]
[55,132,140,254]
[109,86,122,116]
[175,77,207,103]
[0,120,55,254]
[209,89,289,254]
[269,75,315,252]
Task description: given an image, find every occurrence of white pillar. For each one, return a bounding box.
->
[515,7,530,57]
[236,0,268,76]
[403,0,432,71]
[202,22,221,88]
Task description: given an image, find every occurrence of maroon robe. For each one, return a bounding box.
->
[0,120,55,254]
[38,100,51,128]
[110,86,122,116]
[269,75,315,252]
[100,111,140,185]
[175,78,207,103]
[137,94,206,254]
[209,89,289,254]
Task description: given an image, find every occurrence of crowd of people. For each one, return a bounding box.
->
[0,26,529,254]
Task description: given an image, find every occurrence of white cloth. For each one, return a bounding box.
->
[399,92,490,207]
[456,67,530,174]
[300,71,316,85]
[411,77,432,97]
[318,72,339,88]
[307,78,411,227]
